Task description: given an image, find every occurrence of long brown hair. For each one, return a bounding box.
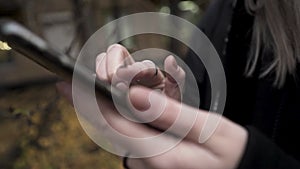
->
[245,0,300,87]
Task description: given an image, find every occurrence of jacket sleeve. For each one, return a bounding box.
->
[184,0,235,109]
[237,126,300,169]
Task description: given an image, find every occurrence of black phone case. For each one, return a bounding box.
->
[0,19,126,102]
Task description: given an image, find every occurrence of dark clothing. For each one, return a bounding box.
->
[239,127,300,169]
[185,0,300,168]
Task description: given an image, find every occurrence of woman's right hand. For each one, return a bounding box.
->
[95,44,186,101]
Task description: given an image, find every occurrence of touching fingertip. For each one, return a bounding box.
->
[96,53,106,62]
[96,53,106,68]
[107,43,125,53]
[141,60,155,68]
[116,82,128,91]
[166,55,178,71]
[107,44,118,52]
[129,87,151,111]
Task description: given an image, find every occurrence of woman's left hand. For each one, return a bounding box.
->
[57,82,248,169]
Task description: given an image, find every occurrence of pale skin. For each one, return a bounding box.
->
[57,44,248,169]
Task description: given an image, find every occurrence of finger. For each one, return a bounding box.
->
[92,92,175,158]
[163,55,185,100]
[128,86,224,148]
[133,60,165,89]
[106,44,134,82]
[112,62,144,86]
[114,60,164,89]
[129,87,247,158]
[96,52,109,81]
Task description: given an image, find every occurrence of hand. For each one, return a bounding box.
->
[57,44,247,169]
[95,44,185,101]
[57,82,248,169]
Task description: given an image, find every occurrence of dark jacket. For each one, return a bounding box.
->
[185,0,300,168]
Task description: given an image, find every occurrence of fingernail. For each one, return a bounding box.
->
[107,44,119,52]
[170,56,179,71]
[116,82,128,91]
[96,53,106,70]
[129,87,151,111]
[96,55,102,63]
[107,44,115,52]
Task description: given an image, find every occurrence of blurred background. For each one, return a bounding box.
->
[0,0,210,168]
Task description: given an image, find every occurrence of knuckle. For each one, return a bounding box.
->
[108,44,128,55]
[180,67,186,78]
[142,60,155,68]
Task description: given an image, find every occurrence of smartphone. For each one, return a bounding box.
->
[0,19,125,102]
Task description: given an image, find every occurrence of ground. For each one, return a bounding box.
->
[0,83,122,169]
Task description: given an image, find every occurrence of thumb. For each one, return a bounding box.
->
[128,86,168,123]
[163,55,185,100]
[127,86,200,142]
